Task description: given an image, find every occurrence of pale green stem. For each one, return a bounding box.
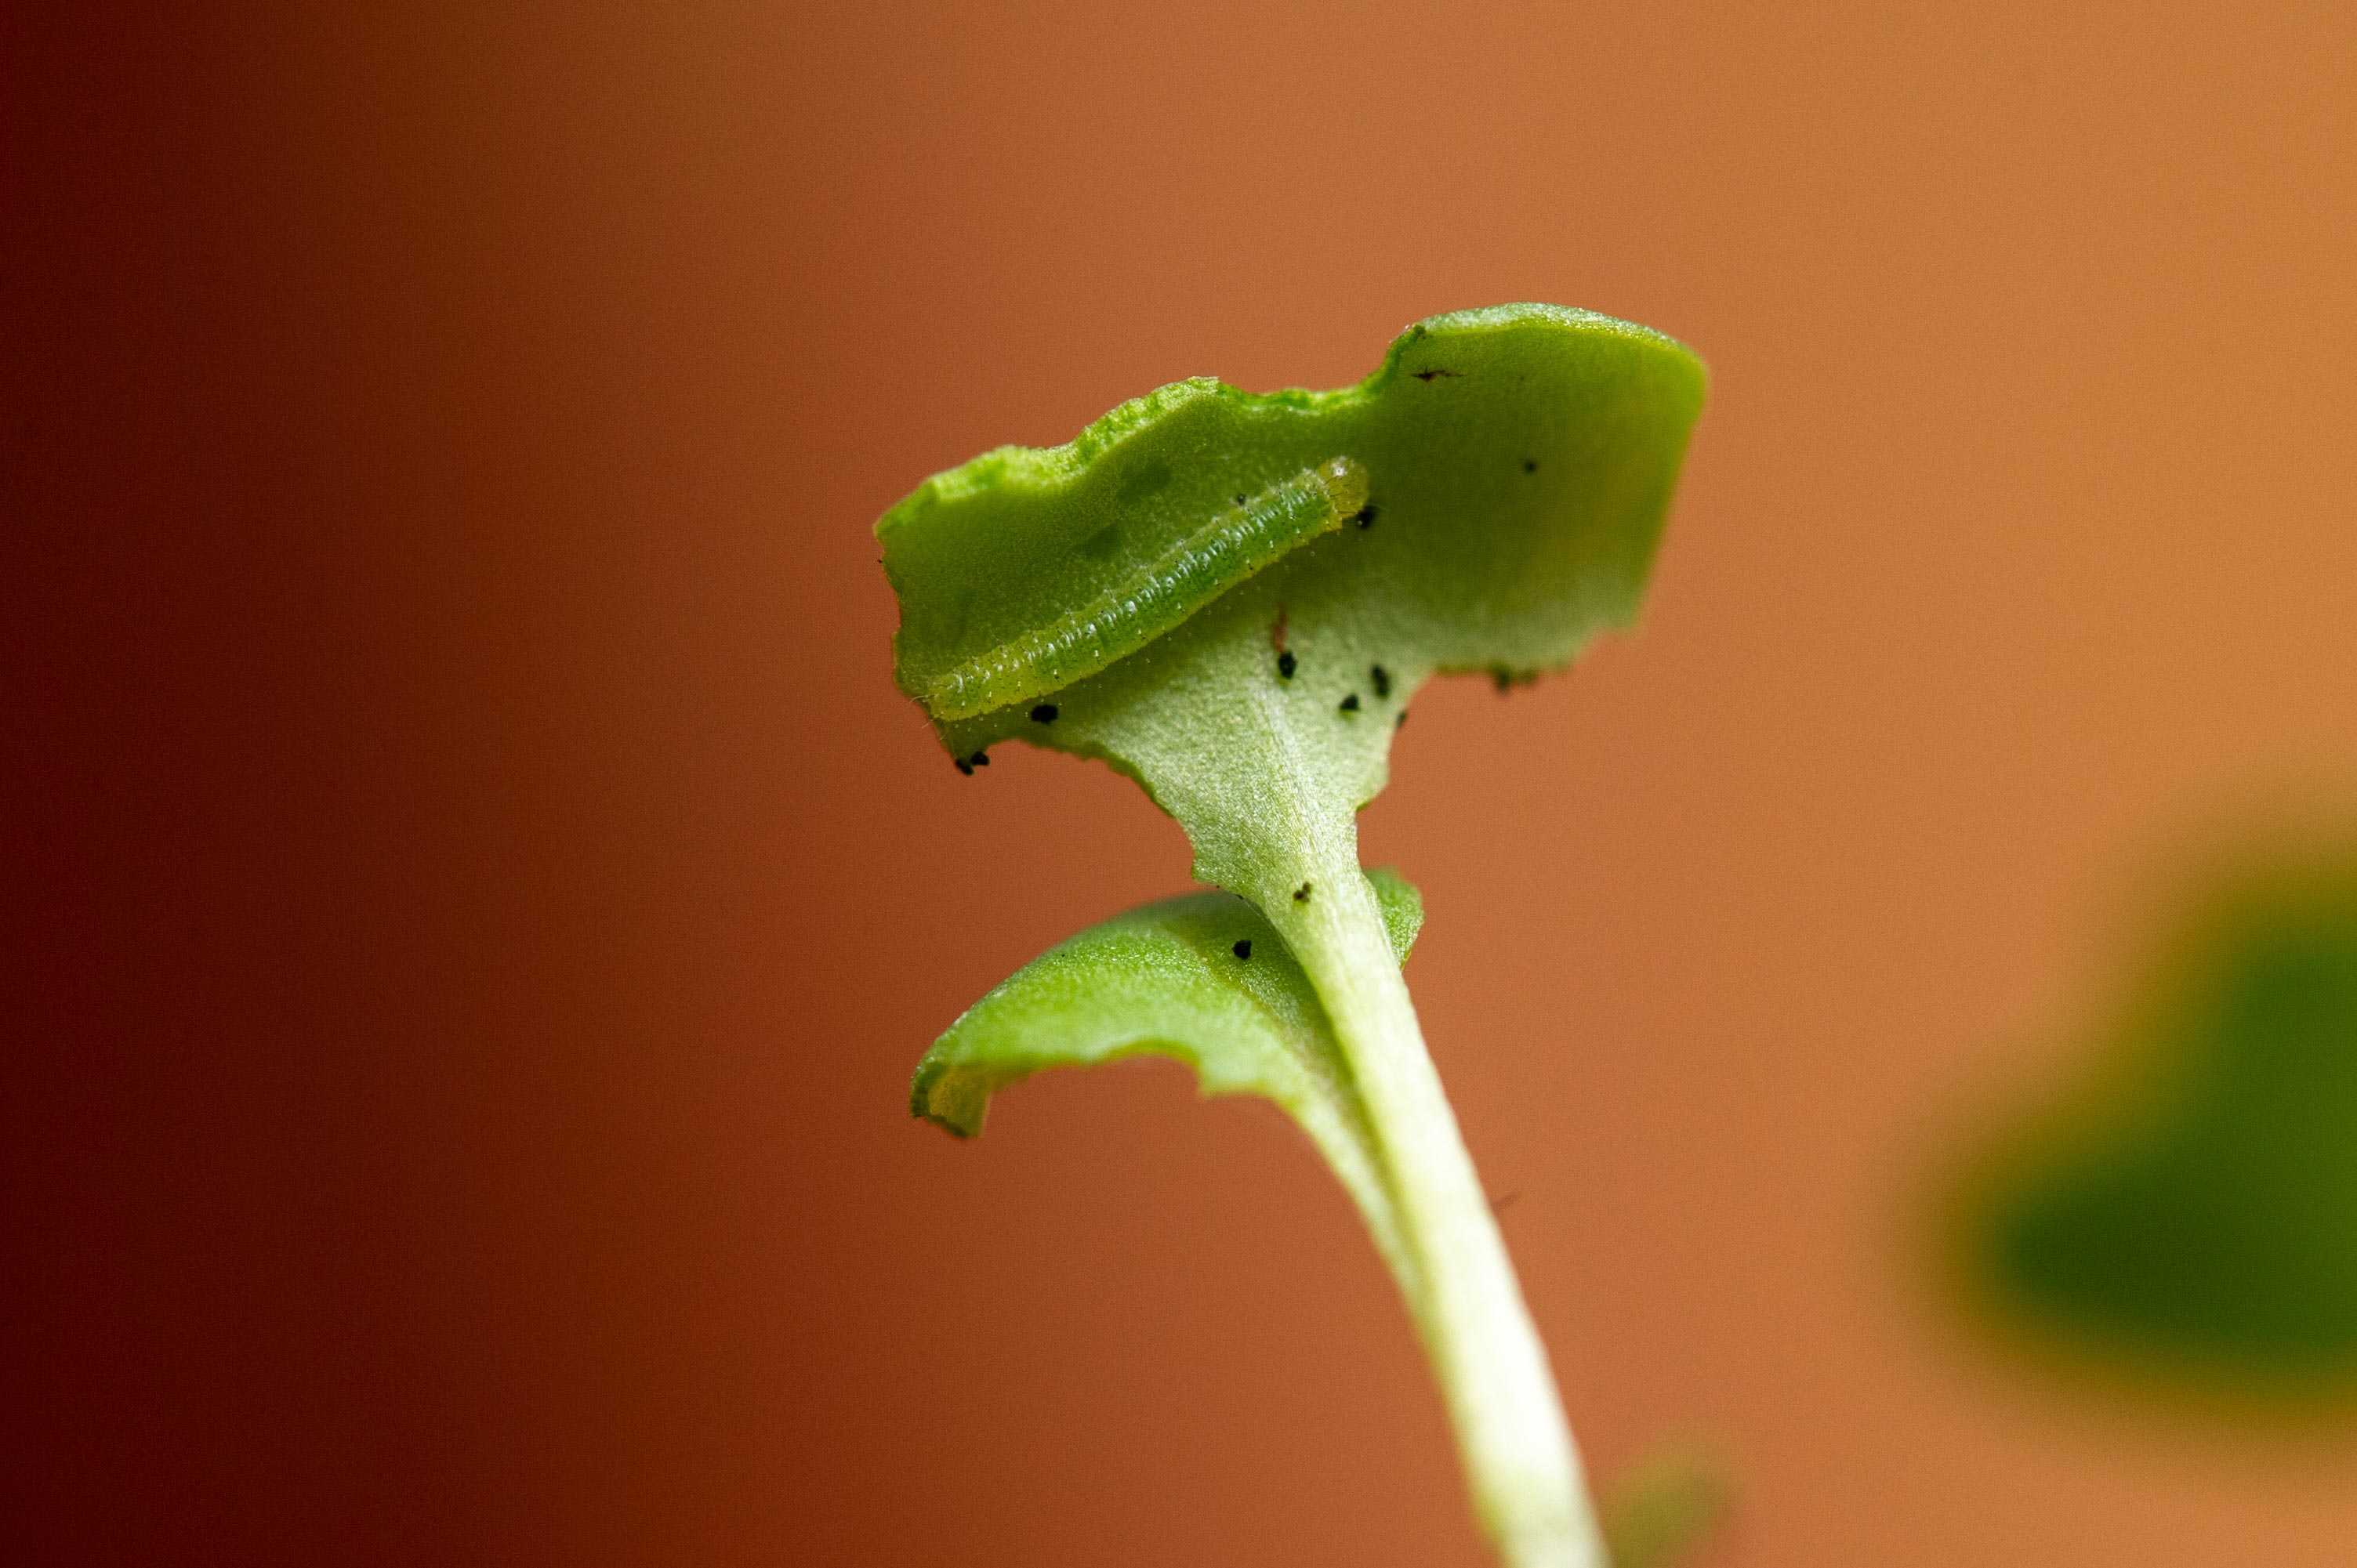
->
[1267,827,1604,1568]
[1133,646,1605,1565]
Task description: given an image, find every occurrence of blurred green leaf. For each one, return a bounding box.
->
[1947,854,2357,1410]
[1601,1449,1728,1568]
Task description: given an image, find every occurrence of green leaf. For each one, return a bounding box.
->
[914,867,1423,1271]
[881,302,1703,907]
[1945,852,2357,1413]
[881,306,1700,716]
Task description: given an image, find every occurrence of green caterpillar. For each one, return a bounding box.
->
[923,455,1369,720]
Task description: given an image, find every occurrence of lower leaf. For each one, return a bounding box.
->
[912,867,1423,1275]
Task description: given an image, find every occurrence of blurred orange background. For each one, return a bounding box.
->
[9,3,2356,1563]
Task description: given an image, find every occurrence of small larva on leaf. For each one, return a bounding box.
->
[921,457,1369,721]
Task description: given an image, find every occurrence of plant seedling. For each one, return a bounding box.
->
[880,304,1706,1568]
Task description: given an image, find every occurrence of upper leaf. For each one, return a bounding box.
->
[880,303,1705,736]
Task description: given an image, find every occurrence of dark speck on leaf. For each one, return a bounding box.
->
[954,758,974,776]
[1233,939,1253,960]
[1370,664,1391,698]
[1278,650,1297,679]
[1522,458,1538,473]
[1233,493,1247,505]
[1410,368,1461,382]
[1293,882,1312,902]
[1029,703,1057,724]
[1353,503,1379,529]
[1492,670,1513,693]
[1339,693,1361,713]
[1394,710,1408,729]
[969,751,990,767]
